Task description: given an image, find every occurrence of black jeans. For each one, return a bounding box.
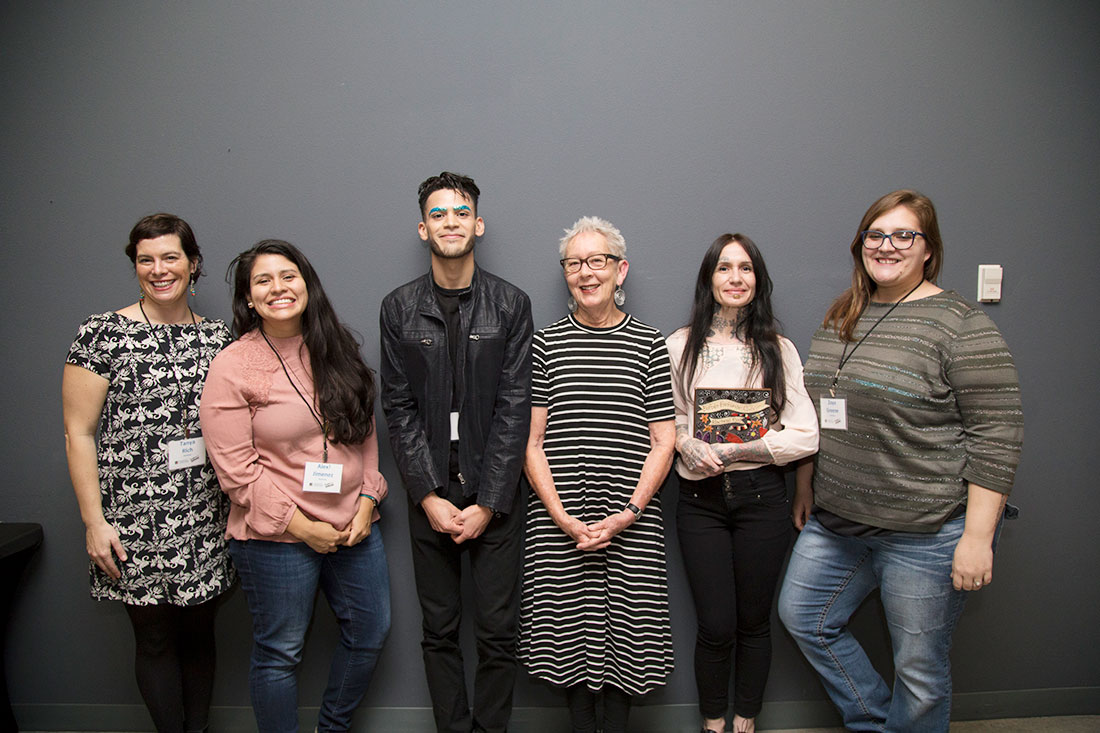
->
[676,467,792,719]
[408,483,526,733]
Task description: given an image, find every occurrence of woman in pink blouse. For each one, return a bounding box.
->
[200,240,389,733]
[667,234,818,733]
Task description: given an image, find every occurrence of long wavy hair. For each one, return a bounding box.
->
[227,239,375,443]
[678,233,787,415]
[823,189,944,342]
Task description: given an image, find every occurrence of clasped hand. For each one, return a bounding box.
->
[288,504,375,554]
[556,510,634,551]
[422,493,492,544]
[679,437,723,476]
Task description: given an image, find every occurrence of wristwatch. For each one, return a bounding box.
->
[625,502,643,520]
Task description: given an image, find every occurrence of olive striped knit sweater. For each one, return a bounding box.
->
[802,290,1023,532]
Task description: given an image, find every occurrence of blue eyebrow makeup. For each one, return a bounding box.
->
[428,205,473,215]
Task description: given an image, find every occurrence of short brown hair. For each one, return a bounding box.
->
[126,213,204,281]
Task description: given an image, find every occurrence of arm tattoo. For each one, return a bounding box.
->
[713,439,772,466]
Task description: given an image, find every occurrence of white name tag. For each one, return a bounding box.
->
[450,411,460,441]
[303,461,344,493]
[168,437,206,470]
[819,396,848,431]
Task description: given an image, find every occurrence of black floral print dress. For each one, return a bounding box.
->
[67,312,235,605]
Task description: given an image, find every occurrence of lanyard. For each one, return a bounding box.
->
[260,330,329,462]
[139,301,203,438]
[830,279,923,397]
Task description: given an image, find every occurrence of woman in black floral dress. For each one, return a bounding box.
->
[62,213,234,733]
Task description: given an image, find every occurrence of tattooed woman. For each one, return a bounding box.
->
[667,233,818,733]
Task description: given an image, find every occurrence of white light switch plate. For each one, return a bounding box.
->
[978,264,1002,302]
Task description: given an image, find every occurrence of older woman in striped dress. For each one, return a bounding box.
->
[517,216,676,733]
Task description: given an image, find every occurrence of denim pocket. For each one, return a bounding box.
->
[753,481,790,509]
[722,468,788,511]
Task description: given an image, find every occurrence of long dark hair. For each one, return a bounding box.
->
[678,233,787,415]
[227,239,375,443]
[823,189,944,342]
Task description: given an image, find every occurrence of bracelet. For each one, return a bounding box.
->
[625,502,643,519]
[359,493,380,508]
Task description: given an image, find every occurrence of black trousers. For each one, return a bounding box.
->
[676,467,792,719]
[408,483,526,733]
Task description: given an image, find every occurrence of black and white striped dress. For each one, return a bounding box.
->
[517,314,675,694]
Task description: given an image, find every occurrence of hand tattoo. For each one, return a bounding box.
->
[681,437,714,471]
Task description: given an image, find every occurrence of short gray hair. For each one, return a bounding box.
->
[558,216,626,259]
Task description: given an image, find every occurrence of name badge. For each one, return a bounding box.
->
[819,396,848,431]
[303,461,344,493]
[168,437,206,470]
[450,411,460,441]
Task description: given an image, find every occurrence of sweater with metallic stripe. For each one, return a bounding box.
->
[802,290,1023,532]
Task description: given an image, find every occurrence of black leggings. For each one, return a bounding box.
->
[565,684,632,733]
[124,598,219,733]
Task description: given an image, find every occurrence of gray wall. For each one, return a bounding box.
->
[3,0,1098,729]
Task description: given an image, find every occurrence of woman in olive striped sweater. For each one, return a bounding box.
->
[779,190,1024,733]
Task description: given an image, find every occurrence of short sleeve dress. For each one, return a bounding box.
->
[66,312,235,605]
[516,314,676,695]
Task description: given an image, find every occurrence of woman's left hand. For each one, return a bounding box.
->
[344,498,375,546]
[577,510,634,551]
[791,485,813,530]
[951,532,994,591]
[952,483,1005,591]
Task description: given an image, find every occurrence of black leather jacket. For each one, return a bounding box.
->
[379,266,533,514]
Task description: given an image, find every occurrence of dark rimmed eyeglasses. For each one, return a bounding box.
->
[559,253,622,274]
[860,230,925,250]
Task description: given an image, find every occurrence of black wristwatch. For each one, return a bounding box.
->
[625,502,643,520]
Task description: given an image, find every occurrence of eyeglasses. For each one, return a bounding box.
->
[559,253,622,274]
[860,230,925,250]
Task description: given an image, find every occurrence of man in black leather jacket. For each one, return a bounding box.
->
[380,172,533,733]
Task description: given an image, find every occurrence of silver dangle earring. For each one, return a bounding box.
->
[614,286,626,307]
[189,278,197,297]
[567,296,578,313]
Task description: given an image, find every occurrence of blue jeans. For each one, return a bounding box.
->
[229,529,391,733]
[778,515,979,733]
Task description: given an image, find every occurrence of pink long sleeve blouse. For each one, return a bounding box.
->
[199,330,387,542]
[666,327,819,480]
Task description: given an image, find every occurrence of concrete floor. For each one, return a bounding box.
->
[29,714,1100,732]
[769,716,1099,732]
